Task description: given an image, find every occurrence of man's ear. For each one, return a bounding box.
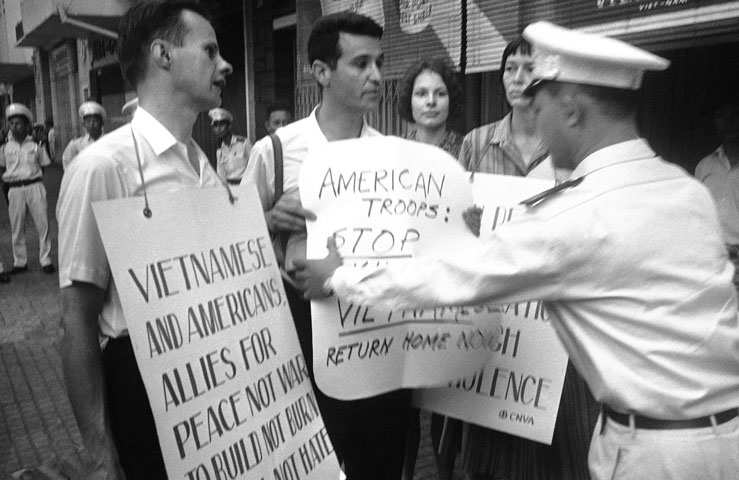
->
[311,60,331,89]
[151,39,172,70]
[560,88,584,128]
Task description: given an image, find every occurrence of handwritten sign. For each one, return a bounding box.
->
[300,137,499,400]
[414,174,570,444]
[92,186,341,480]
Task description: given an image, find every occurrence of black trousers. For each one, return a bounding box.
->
[284,280,412,480]
[102,336,168,480]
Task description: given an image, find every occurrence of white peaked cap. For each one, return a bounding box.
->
[523,21,670,91]
[5,103,32,122]
[78,101,107,122]
[208,107,233,124]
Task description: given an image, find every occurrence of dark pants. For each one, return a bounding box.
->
[284,280,412,480]
[102,336,168,480]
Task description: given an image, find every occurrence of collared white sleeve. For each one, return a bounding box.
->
[38,143,51,168]
[242,135,275,211]
[58,155,127,290]
[62,140,79,170]
[328,209,597,310]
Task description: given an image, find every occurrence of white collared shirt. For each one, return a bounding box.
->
[695,145,739,244]
[62,133,100,170]
[242,107,381,271]
[0,135,51,182]
[331,139,739,420]
[57,107,223,339]
[216,134,252,181]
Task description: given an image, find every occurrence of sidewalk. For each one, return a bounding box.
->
[0,163,448,479]
[0,164,86,478]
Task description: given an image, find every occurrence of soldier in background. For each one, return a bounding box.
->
[0,103,54,275]
[62,101,106,170]
[209,106,251,184]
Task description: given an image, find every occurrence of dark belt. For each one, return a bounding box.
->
[227,179,241,185]
[4,177,42,189]
[603,404,738,430]
[727,244,739,260]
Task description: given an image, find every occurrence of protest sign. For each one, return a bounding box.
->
[92,186,341,480]
[300,136,499,400]
[414,173,570,444]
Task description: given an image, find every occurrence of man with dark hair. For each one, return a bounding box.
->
[696,102,739,291]
[0,103,54,276]
[295,21,739,480]
[56,1,232,478]
[243,11,411,480]
[265,100,294,135]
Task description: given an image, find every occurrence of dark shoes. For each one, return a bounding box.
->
[0,271,9,283]
[10,265,28,275]
[6,265,54,275]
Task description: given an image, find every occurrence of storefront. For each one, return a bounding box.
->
[296,0,739,170]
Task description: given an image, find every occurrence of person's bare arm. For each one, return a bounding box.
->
[265,195,316,234]
[60,282,125,480]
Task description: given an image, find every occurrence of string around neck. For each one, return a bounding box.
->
[130,125,152,218]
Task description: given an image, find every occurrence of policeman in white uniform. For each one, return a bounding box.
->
[294,22,739,480]
[0,103,54,274]
[62,101,107,170]
[209,107,251,184]
[62,101,106,170]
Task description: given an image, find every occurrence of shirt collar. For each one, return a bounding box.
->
[490,112,512,146]
[308,106,375,141]
[572,138,656,177]
[131,107,180,156]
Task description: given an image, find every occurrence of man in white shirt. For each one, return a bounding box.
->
[209,106,251,184]
[0,103,53,275]
[62,101,107,170]
[294,22,739,480]
[57,2,232,478]
[243,12,412,480]
[695,102,739,289]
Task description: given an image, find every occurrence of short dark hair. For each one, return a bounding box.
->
[118,0,212,87]
[397,57,463,123]
[541,81,640,119]
[307,12,383,70]
[267,100,293,118]
[499,36,532,84]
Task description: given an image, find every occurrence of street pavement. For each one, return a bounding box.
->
[0,162,451,479]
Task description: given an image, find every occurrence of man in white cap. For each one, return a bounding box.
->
[294,21,739,479]
[56,1,231,478]
[62,101,106,170]
[0,103,54,275]
[208,106,251,184]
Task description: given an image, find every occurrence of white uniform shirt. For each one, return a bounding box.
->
[243,107,381,272]
[216,134,251,182]
[331,139,739,420]
[695,146,739,244]
[57,107,222,339]
[0,136,51,182]
[62,133,99,170]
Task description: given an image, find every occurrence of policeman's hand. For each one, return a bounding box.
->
[266,196,316,234]
[462,205,483,237]
[293,236,343,299]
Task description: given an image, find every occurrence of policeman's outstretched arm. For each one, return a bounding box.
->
[293,235,343,298]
